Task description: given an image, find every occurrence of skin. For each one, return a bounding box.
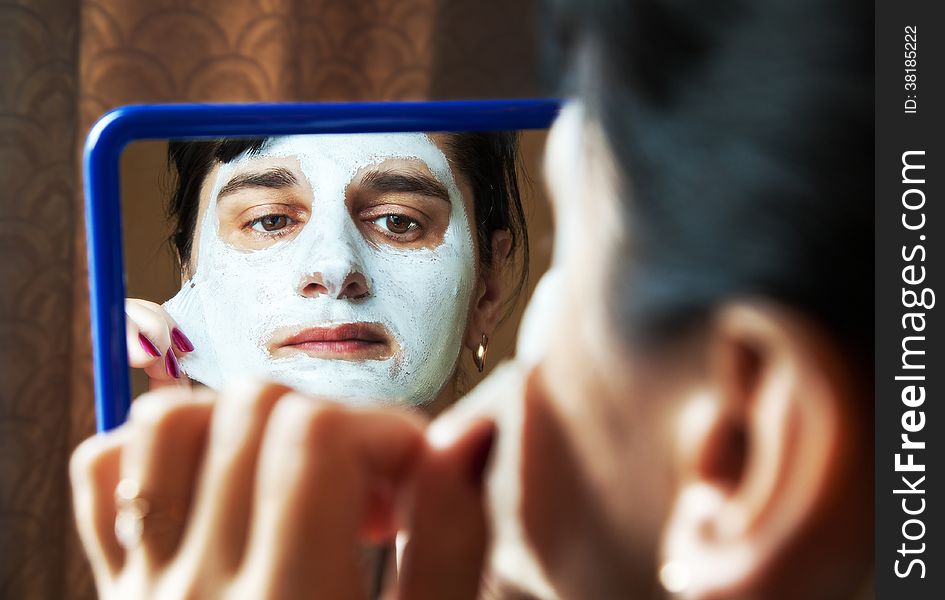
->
[74,102,873,599]
[126,134,511,414]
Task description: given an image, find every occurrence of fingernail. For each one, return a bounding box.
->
[171,328,195,353]
[165,352,181,379]
[138,333,161,358]
[468,424,497,488]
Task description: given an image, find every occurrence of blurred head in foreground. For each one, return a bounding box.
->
[482,0,873,597]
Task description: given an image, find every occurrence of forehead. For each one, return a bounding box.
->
[543,103,584,211]
[238,132,451,174]
[195,132,475,218]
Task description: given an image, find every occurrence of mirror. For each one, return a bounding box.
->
[86,101,557,430]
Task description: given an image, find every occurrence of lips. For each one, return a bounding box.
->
[271,322,395,360]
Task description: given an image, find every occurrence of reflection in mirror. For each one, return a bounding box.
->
[121,131,551,414]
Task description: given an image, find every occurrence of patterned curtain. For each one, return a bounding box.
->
[0,0,537,597]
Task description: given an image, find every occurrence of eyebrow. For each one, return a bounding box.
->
[359,170,450,203]
[217,167,299,199]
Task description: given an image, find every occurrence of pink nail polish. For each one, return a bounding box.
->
[165,351,181,379]
[171,328,195,353]
[138,333,161,358]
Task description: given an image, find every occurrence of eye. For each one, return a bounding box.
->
[250,214,291,232]
[373,214,419,235]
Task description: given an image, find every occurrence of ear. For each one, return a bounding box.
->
[180,257,193,283]
[464,230,513,353]
[659,303,871,599]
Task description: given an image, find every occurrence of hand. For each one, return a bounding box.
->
[125,299,194,387]
[70,380,493,599]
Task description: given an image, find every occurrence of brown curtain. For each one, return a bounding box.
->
[0,1,538,597]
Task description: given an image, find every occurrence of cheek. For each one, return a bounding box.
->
[519,370,589,575]
[370,247,472,319]
[377,201,476,304]
[543,291,681,561]
[211,248,290,296]
[521,344,658,592]
[516,269,564,366]
[197,242,301,346]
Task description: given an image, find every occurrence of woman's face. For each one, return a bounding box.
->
[474,103,685,597]
[164,133,479,407]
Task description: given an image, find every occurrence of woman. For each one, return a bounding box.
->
[72,0,873,597]
[127,131,528,411]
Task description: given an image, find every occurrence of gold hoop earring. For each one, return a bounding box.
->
[474,333,489,373]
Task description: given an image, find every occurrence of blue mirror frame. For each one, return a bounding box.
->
[84,99,560,432]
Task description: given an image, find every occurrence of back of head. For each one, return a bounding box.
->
[545,0,873,370]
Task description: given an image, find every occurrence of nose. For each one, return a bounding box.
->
[299,270,369,299]
[294,201,370,300]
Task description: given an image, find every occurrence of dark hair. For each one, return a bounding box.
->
[547,0,872,364]
[166,133,529,312]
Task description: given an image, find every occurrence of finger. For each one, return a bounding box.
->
[396,419,495,600]
[240,396,425,600]
[127,299,194,353]
[126,300,173,357]
[119,388,214,567]
[125,299,188,381]
[178,378,290,573]
[425,361,521,446]
[125,311,162,370]
[70,427,130,581]
[147,375,190,392]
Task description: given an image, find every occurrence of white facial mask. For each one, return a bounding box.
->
[164,134,476,406]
